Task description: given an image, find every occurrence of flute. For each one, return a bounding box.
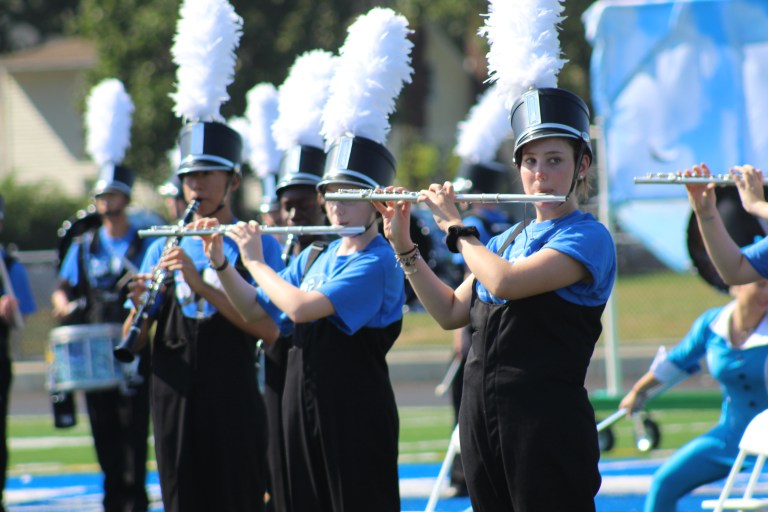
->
[634,172,766,185]
[324,189,567,203]
[138,225,366,238]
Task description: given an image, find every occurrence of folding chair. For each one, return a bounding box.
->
[701,408,768,511]
[424,424,461,512]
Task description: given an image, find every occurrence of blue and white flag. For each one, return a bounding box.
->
[584,0,768,271]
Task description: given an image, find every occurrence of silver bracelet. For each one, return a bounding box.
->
[396,245,421,276]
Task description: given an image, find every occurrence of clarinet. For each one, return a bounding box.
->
[114,199,200,362]
[281,233,297,266]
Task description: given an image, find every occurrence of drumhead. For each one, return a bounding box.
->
[47,323,125,392]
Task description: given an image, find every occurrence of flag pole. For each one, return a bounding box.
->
[593,120,622,396]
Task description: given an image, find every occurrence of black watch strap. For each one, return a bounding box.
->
[445,225,480,253]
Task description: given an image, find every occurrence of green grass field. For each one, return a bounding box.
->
[8,270,727,476]
[7,405,722,476]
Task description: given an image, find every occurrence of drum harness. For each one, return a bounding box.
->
[74,228,145,393]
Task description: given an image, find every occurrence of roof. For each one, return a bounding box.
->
[0,37,97,72]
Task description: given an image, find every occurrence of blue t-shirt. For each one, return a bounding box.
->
[59,225,151,290]
[479,210,616,306]
[742,236,768,278]
[1,249,36,315]
[256,235,405,336]
[140,232,283,319]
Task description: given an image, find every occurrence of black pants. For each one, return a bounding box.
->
[0,357,10,512]
[85,379,150,512]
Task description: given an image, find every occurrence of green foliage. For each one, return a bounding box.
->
[58,0,595,190]
[0,175,88,251]
[0,0,79,52]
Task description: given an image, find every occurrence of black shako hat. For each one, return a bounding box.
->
[453,161,509,193]
[177,121,242,175]
[510,87,592,166]
[687,186,767,292]
[317,135,396,192]
[92,164,135,197]
[276,145,326,196]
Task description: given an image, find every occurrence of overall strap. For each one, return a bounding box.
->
[497,219,533,255]
[303,241,329,277]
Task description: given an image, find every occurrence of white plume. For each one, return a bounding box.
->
[272,50,337,151]
[480,0,566,110]
[169,0,243,122]
[245,83,282,178]
[227,116,252,169]
[321,7,413,146]
[455,85,511,164]
[85,79,134,167]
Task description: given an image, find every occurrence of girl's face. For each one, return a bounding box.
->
[519,137,585,216]
[322,184,376,227]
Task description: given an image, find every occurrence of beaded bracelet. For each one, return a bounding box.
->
[396,245,421,276]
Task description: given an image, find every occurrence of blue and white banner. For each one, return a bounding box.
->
[584,0,768,271]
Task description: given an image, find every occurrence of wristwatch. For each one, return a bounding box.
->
[445,225,480,253]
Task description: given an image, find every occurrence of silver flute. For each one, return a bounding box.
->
[634,172,766,185]
[324,189,567,203]
[138,225,366,238]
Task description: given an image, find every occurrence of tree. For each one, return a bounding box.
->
[72,0,596,187]
[0,0,79,52]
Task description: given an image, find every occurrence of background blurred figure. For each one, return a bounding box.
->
[448,160,513,496]
[260,47,334,512]
[157,170,186,222]
[442,84,515,496]
[621,279,768,512]
[0,194,37,512]
[50,79,151,512]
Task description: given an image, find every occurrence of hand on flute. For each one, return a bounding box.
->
[731,164,767,217]
[372,187,414,253]
[683,163,718,220]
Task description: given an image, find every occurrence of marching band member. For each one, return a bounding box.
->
[685,162,768,284]
[376,1,616,508]
[0,194,36,512]
[198,8,412,511]
[258,48,335,512]
[123,1,283,510]
[621,187,768,512]
[51,79,152,512]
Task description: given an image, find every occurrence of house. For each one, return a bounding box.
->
[0,37,98,197]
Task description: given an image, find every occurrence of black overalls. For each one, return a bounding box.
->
[263,335,291,512]
[283,318,402,512]
[460,279,604,511]
[151,286,267,512]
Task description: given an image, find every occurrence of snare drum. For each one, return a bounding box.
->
[46,323,125,392]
